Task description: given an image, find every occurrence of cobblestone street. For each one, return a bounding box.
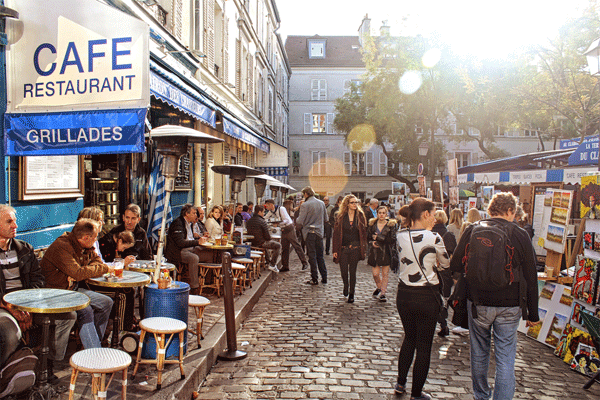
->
[197,253,600,400]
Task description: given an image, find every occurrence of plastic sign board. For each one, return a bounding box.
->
[4,0,149,155]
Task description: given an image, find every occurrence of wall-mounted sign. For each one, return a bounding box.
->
[4,0,149,156]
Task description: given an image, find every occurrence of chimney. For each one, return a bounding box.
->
[358,14,371,47]
[380,20,390,36]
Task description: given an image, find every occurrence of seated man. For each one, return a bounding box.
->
[41,219,114,349]
[107,204,152,260]
[234,203,244,227]
[246,205,281,273]
[165,204,210,295]
[0,205,75,383]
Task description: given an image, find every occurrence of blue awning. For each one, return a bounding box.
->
[257,166,288,176]
[223,117,270,153]
[150,61,216,127]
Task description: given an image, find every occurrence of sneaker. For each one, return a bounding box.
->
[306,279,318,285]
[378,294,387,302]
[268,265,279,273]
[394,383,406,394]
[410,393,431,400]
[373,288,381,298]
[452,326,469,334]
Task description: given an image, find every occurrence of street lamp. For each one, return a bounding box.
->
[147,125,223,283]
[585,37,600,171]
[418,141,429,175]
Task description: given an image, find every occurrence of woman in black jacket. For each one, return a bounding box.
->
[366,206,397,302]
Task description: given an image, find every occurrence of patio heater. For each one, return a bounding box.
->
[211,164,262,361]
[252,174,279,205]
[148,125,223,283]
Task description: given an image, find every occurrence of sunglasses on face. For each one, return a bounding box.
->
[349,201,358,204]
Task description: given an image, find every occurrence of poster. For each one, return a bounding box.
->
[432,180,443,203]
[468,197,477,210]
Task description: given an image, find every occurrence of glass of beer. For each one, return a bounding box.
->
[215,235,222,245]
[114,258,124,278]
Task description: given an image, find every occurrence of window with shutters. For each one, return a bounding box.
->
[344,152,366,176]
[214,2,223,79]
[311,79,327,101]
[312,113,326,133]
[268,86,274,126]
[343,79,363,95]
[308,40,326,59]
[455,152,470,168]
[366,152,374,176]
[379,153,388,175]
[312,151,327,176]
[343,152,351,175]
[326,113,335,134]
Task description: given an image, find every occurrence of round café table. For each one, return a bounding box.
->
[201,242,234,263]
[3,288,90,399]
[87,271,150,348]
[125,260,176,318]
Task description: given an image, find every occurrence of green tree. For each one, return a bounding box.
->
[334,34,449,192]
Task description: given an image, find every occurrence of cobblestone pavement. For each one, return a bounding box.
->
[197,253,600,400]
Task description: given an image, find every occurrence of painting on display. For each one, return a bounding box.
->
[392,182,407,196]
[572,255,599,305]
[418,176,426,196]
[544,190,553,207]
[482,186,494,206]
[542,189,574,254]
[546,224,565,243]
[449,187,459,206]
[432,180,443,203]
[570,343,600,377]
[468,197,477,210]
[550,207,568,225]
[519,283,574,348]
[580,175,600,218]
[584,232,595,250]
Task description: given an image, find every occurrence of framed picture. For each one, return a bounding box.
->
[392,182,407,196]
[482,186,494,205]
[432,180,443,203]
[20,156,84,200]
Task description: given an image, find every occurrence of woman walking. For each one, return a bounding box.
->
[332,195,367,303]
[366,205,397,302]
[446,208,463,241]
[395,198,450,400]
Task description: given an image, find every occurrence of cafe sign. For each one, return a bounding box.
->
[4,0,149,155]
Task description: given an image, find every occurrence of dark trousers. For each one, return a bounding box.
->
[324,223,332,254]
[261,240,282,267]
[281,228,307,268]
[306,232,327,282]
[396,285,440,398]
[339,247,360,295]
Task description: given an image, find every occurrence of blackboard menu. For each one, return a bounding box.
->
[175,146,193,190]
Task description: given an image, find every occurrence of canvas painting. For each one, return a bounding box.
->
[527,308,546,339]
[468,197,477,209]
[555,323,576,359]
[546,224,565,243]
[432,180,443,203]
[550,207,568,225]
[555,326,597,365]
[570,343,600,377]
[540,283,556,300]
[482,186,494,205]
[418,176,426,196]
[552,191,562,207]
[560,287,573,307]
[544,190,553,207]
[561,191,571,208]
[594,234,600,252]
[545,313,568,348]
[573,256,598,305]
[584,232,595,250]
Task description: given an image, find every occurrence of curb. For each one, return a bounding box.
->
[165,270,274,400]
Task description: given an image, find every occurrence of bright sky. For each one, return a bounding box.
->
[277,0,595,59]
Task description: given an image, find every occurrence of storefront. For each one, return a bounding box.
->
[3,0,149,246]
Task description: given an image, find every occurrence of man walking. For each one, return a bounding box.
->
[246,205,281,272]
[264,199,308,271]
[363,198,379,220]
[296,186,328,285]
[450,192,539,400]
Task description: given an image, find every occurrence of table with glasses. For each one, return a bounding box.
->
[201,242,234,263]
[126,260,176,318]
[3,288,90,399]
[87,271,150,348]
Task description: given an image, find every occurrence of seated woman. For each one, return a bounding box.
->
[205,205,225,240]
[99,231,136,265]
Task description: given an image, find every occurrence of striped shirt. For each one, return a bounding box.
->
[0,240,22,292]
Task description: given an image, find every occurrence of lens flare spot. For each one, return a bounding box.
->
[422,48,441,68]
[347,124,376,153]
[308,157,347,195]
[398,70,422,95]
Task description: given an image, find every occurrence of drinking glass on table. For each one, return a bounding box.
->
[114,258,124,278]
[215,234,222,245]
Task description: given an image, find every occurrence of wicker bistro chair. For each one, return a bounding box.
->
[132,317,187,390]
[249,252,262,280]
[188,295,210,347]
[581,312,600,390]
[250,248,266,274]
[198,263,223,296]
[68,348,131,400]
[230,262,248,294]
[231,258,253,289]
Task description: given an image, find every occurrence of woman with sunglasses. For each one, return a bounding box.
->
[366,205,398,302]
[394,198,450,400]
[332,195,367,303]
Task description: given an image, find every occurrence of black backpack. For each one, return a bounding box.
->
[462,219,526,318]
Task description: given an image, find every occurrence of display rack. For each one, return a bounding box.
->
[90,177,120,226]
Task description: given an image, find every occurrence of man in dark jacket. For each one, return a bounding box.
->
[0,205,75,382]
[246,205,281,272]
[233,203,244,227]
[450,192,539,400]
[108,204,152,260]
[165,204,210,295]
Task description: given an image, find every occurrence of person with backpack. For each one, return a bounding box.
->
[394,198,450,400]
[450,192,540,400]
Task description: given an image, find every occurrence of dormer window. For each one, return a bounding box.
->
[308,40,326,59]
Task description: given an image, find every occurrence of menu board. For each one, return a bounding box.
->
[174,145,193,190]
[20,156,84,200]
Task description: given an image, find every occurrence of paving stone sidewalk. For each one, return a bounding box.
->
[197,254,600,400]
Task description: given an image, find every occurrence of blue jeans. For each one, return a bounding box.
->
[467,301,521,400]
[306,232,326,282]
[77,288,113,349]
